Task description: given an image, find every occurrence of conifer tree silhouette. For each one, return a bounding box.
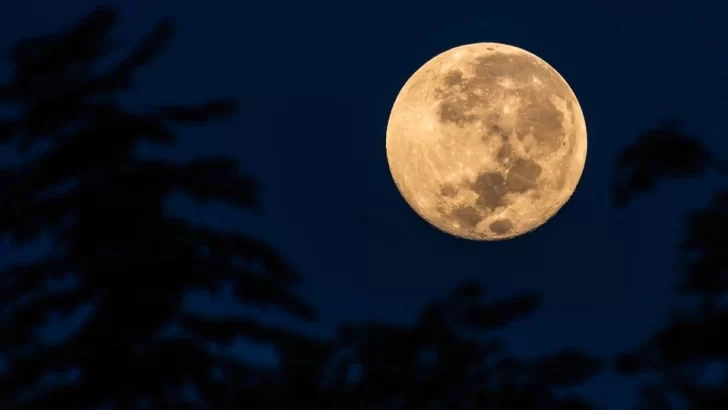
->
[0,6,316,410]
[613,120,728,410]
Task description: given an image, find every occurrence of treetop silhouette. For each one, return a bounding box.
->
[317,281,603,410]
[0,6,315,410]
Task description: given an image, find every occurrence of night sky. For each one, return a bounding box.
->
[1,1,727,409]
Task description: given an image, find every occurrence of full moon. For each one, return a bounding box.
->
[386,43,587,240]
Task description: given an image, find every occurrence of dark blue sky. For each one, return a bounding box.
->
[1,1,726,408]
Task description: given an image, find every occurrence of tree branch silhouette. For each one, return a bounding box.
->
[612,119,728,207]
[313,281,603,410]
[0,7,315,410]
[613,120,728,410]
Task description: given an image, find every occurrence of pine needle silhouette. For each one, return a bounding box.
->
[613,120,728,410]
[0,6,316,410]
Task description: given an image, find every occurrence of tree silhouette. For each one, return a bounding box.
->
[289,281,603,410]
[0,6,317,409]
[613,120,728,409]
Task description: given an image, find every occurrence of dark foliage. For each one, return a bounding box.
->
[0,6,316,410]
[319,281,603,410]
[0,6,603,410]
[612,119,728,207]
[613,121,728,409]
[212,282,604,410]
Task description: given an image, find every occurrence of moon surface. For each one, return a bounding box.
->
[386,43,587,240]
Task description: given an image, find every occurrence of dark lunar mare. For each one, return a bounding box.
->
[489,219,513,234]
[435,52,571,235]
